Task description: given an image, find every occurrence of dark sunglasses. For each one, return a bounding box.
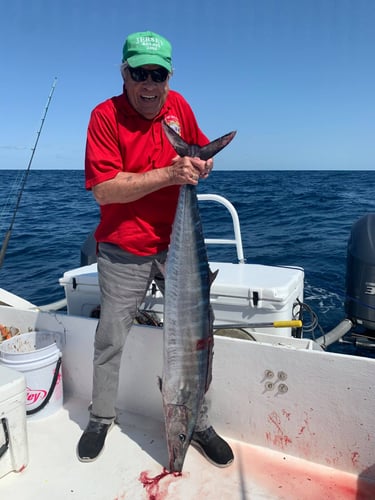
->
[127,66,169,83]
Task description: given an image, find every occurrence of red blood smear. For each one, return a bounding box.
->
[235,442,375,500]
[139,468,182,500]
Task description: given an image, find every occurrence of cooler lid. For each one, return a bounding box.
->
[59,263,98,287]
[211,262,304,302]
[59,261,304,303]
[0,365,26,402]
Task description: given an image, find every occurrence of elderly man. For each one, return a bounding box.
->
[77,31,234,468]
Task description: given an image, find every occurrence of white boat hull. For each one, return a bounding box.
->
[1,305,374,499]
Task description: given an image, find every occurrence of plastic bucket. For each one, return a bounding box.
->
[0,331,63,420]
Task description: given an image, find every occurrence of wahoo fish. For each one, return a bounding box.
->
[161,122,236,472]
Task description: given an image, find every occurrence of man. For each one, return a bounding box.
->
[78,31,234,468]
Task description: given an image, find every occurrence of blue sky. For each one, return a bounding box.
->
[0,0,374,170]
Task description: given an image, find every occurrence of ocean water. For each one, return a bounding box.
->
[1,169,375,354]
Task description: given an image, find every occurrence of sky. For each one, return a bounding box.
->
[0,0,374,170]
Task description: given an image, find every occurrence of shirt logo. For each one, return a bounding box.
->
[164,115,181,135]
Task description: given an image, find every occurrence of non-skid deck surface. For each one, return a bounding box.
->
[1,397,374,500]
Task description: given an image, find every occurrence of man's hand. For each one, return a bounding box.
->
[168,156,214,185]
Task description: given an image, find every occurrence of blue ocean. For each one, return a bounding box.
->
[1,169,375,355]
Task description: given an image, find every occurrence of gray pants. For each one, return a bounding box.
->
[91,242,209,431]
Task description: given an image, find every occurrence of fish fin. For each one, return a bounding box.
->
[199,131,237,161]
[162,122,190,157]
[158,376,162,392]
[209,268,219,286]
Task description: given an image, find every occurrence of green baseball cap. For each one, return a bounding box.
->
[122,31,172,72]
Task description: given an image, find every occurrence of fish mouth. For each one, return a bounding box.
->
[169,455,184,473]
[168,442,189,473]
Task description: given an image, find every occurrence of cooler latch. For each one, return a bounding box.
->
[252,291,259,307]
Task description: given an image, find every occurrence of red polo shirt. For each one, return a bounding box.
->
[85,89,208,256]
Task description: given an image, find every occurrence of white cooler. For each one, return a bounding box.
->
[210,262,304,336]
[60,262,304,337]
[0,365,28,479]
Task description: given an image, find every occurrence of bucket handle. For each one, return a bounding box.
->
[26,356,62,416]
[0,418,10,459]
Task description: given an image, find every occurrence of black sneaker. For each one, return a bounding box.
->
[191,426,234,467]
[77,420,114,462]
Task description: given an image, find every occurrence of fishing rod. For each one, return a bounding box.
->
[0,77,57,269]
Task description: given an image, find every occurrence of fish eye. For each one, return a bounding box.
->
[178,434,186,442]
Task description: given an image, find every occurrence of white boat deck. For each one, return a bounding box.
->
[1,396,373,500]
[1,306,375,499]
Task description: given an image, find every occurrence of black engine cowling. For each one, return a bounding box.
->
[345,213,375,331]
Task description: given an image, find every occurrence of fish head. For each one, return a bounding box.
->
[165,403,194,473]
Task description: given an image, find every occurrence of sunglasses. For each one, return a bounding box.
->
[127,66,169,83]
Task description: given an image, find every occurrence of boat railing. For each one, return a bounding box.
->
[80,194,246,267]
[198,194,245,263]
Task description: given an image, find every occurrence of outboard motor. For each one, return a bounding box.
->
[345,213,375,334]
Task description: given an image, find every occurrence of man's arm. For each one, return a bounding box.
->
[92,156,213,205]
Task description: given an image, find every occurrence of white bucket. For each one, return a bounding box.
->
[0,331,63,420]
